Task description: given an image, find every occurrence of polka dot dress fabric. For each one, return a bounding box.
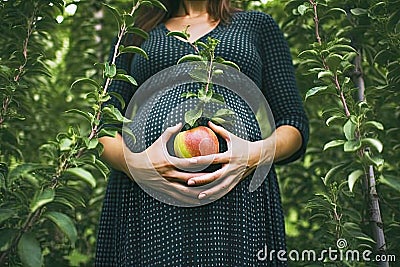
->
[95,11,309,266]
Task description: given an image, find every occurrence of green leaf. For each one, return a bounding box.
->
[361,138,383,153]
[298,49,319,58]
[177,54,204,64]
[318,70,334,79]
[55,187,87,208]
[344,140,362,152]
[348,170,364,192]
[114,74,137,86]
[211,117,233,126]
[211,93,225,104]
[364,151,384,167]
[327,8,347,16]
[326,53,343,71]
[119,46,148,59]
[94,159,110,179]
[379,175,400,193]
[0,209,15,224]
[109,92,126,110]
[59,138,73,151]
[97,129,118,138]
[70,78,100,90]
[343,118,356,140]
[327,44,356,53]
[0,229,16,252]
[30,188,55,212]
[213,108,235,117]
[17,233,43,267]
[65,168,96,188]
[65,109,94,123]
[44,211,78,246]
[305,86,329,100]
[123,14,134,27]
[364,121,384,130]
[188,69,208,83]
[326,115,345,126]
[221,60,240,70]
[298,4,309,15]
[214,69,223,75]
[128,27,149,40]
[87,138,99,150]
[105,62,117,78]
[103,3,122,26]
[185,108,203,127]
[322,162,349,185]
[323,140,345,151]
[122,126,136,144]
[351,8,368,16]
[167,31,189,40]
[181,92,197,98]
[102,106,131,123]
[147,0,167,11]
[195,41,208,49]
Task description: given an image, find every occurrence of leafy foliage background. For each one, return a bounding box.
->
[0,0,399,266]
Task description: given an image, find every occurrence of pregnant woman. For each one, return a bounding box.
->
[95,0,309,266]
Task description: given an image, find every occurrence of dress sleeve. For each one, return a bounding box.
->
[259,13,309,164]
[102,38,137,130]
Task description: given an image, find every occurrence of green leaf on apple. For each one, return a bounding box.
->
[177,54,203,64]
[213,108,235,118]
[185,108,203,127]
[210,93,225,104]
[181,91,197,98]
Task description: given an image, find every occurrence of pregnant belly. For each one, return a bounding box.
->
[124,84,262,154]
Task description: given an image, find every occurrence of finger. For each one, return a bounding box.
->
[198,174,239,200]
[168,151,230,171]
[208,121,230,141]
[187,165,229,186]
[154,181,202,204]
[161,123,182,141]
[164,170,211,183]
[167,180,203,198]
[167,156,200,170]
[189,151,230,165]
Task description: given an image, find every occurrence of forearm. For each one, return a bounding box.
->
[99,134,130,174]
[251,125,302,167]
[272,125,302,163]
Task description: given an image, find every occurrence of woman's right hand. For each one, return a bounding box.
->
[122,123,208,205]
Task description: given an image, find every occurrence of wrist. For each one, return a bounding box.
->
[249,138,274,168]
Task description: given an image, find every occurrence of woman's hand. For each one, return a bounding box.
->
[186,121,275,201]
[123,123,209,205]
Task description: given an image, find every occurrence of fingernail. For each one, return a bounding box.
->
[198,193,207,200]
[188,180,195,186]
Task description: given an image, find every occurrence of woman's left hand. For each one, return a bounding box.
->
[186,121,274,201]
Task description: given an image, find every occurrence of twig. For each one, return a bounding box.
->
[87,0,140,142]
[309,0,351,118]
[309,0,322,45]
[0,8,37,126]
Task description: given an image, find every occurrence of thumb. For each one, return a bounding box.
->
[161,123,182,141]
[208,121,230,141]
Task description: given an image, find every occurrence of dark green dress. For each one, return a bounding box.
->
[95,11,309,266]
